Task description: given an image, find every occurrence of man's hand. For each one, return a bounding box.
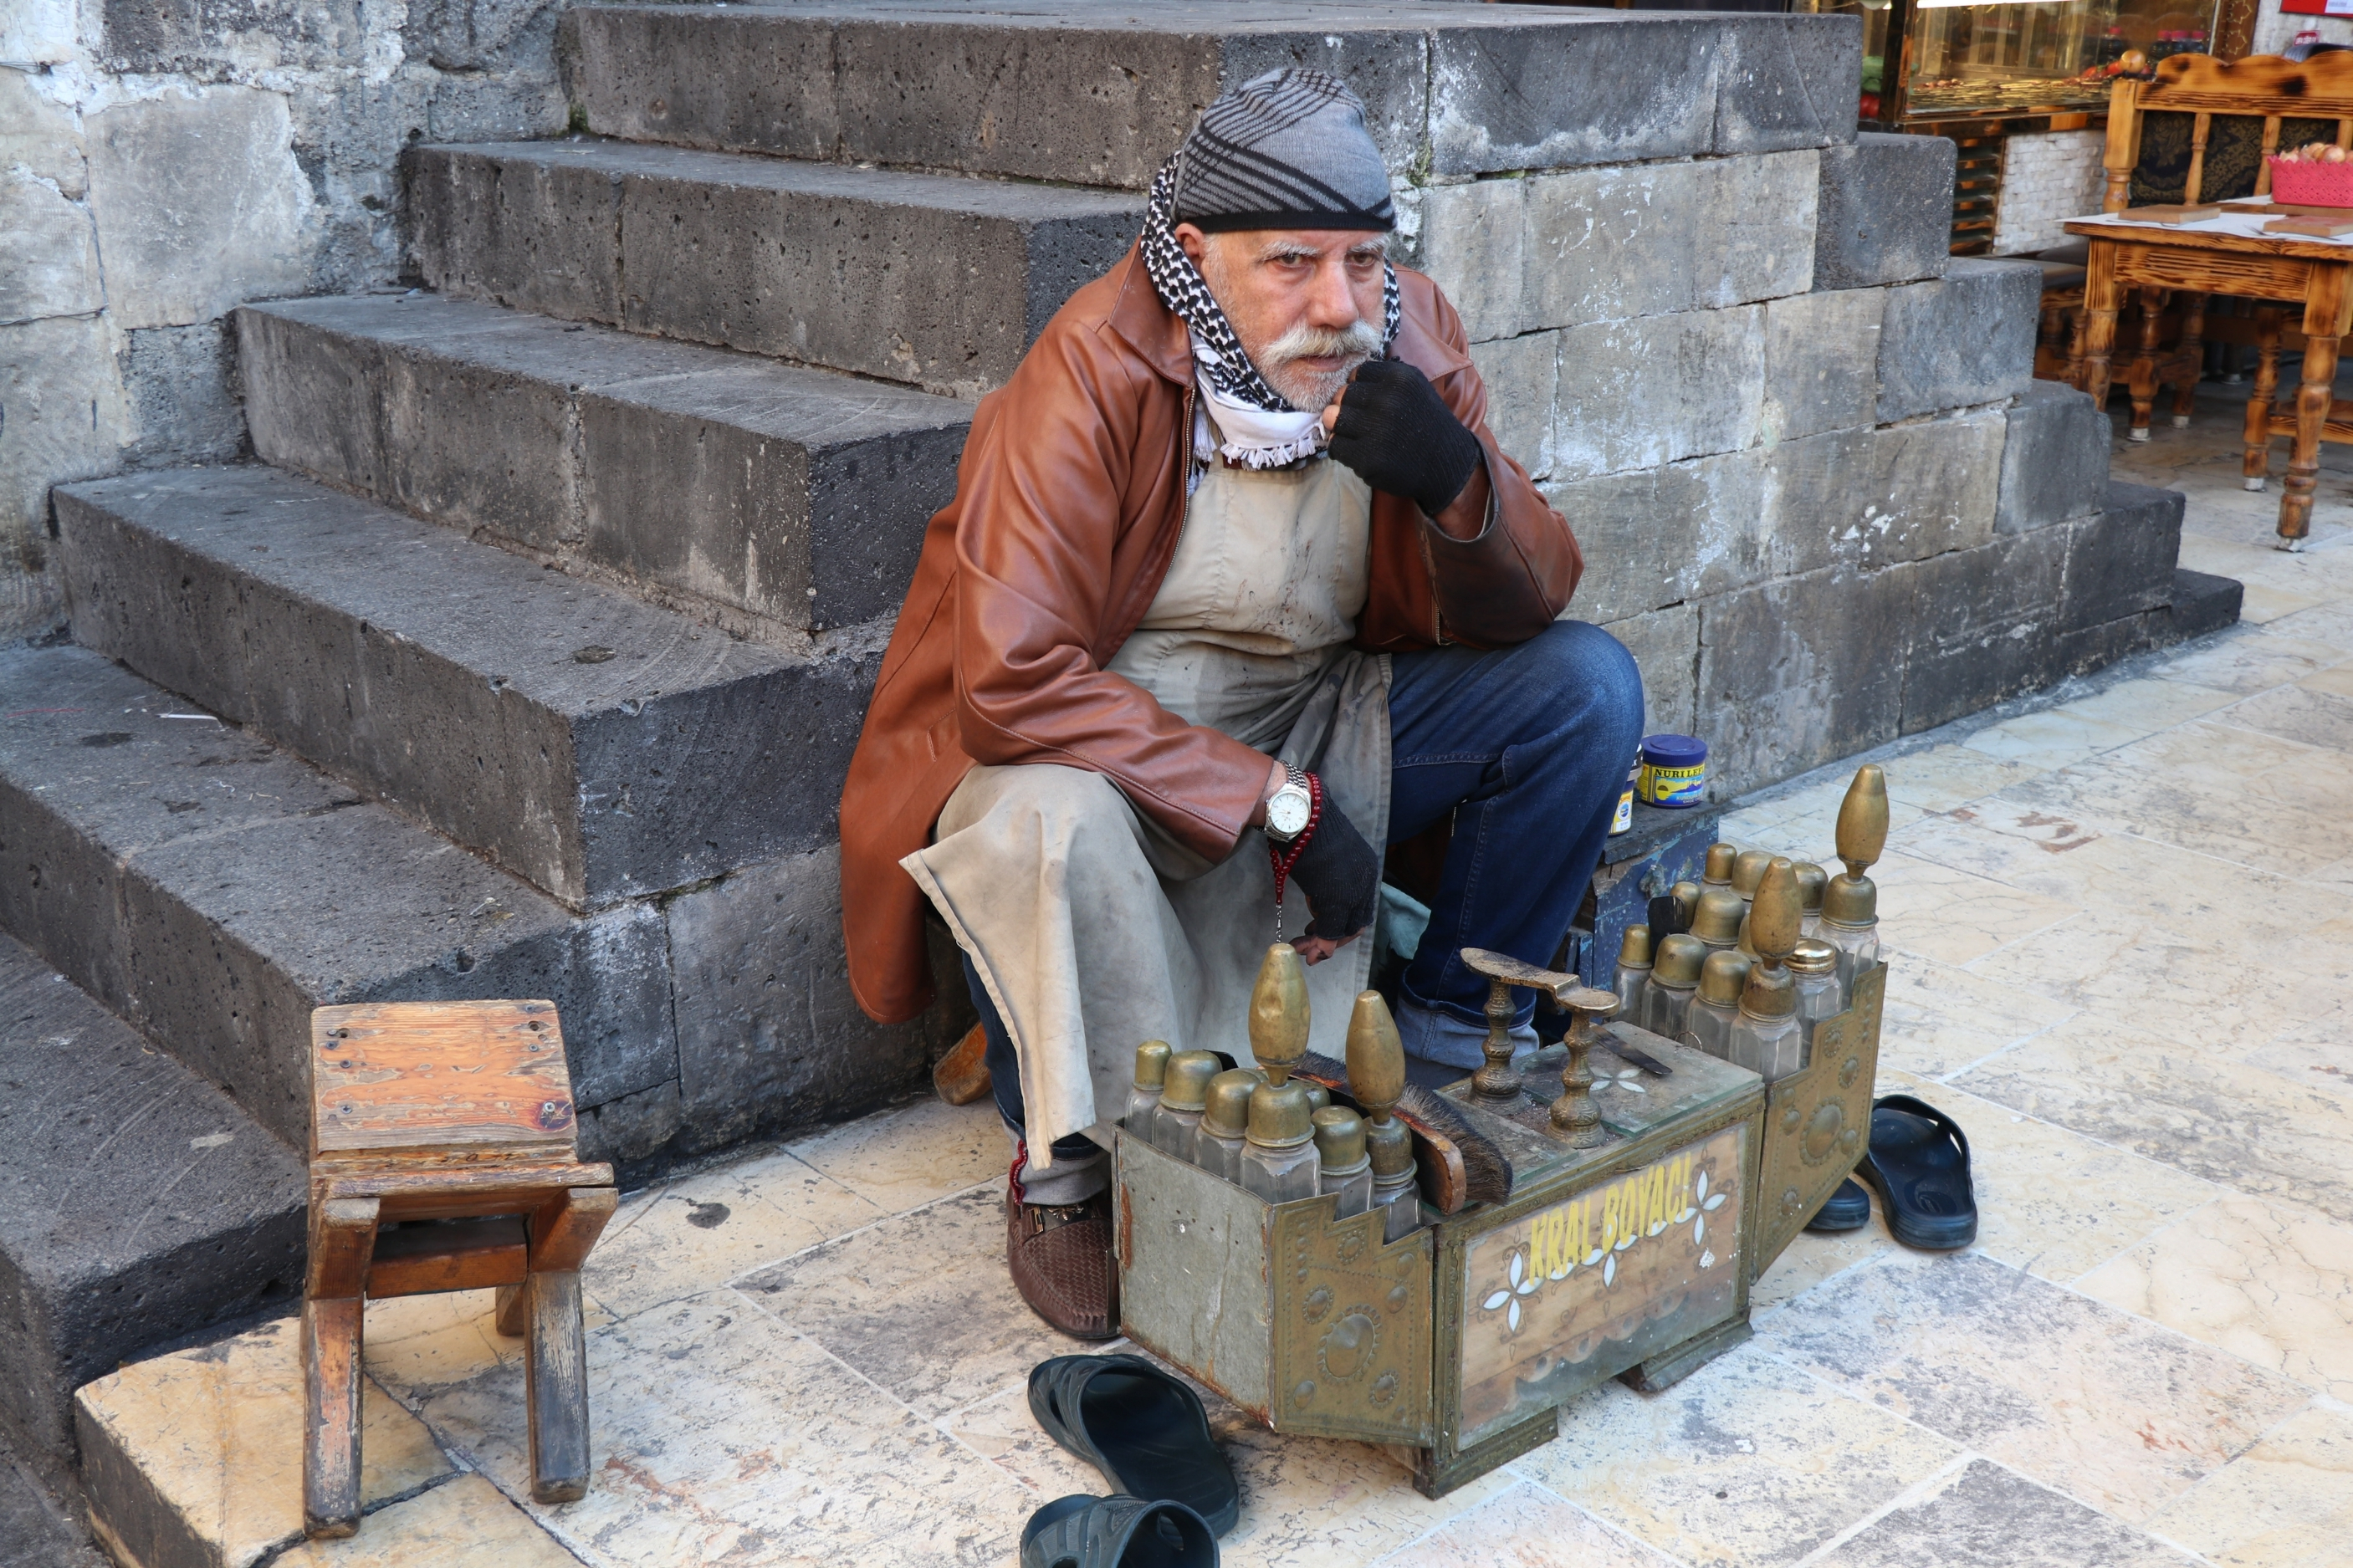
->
[1287,803,1380,964]
[1322,360,1484,522]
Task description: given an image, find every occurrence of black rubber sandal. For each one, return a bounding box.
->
[1804,1177,1871,1233]
[1020,1494,1220,1568]
[1859,1095,1977,1250]
[1028,1356,1239,1536]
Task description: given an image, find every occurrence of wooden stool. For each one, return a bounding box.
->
[302,999,617,1539]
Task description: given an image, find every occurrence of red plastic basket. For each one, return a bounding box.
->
[2268,156,2353,208]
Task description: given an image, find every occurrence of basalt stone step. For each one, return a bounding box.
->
[57,465,882,912]
[0,936,304,1483]
[562,0,1859,188]
[235,294,967,635]
[407,139,1143,396]
[0,644,676,1152]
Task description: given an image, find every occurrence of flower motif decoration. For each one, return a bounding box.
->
[1675,1167,1730,1250]
[1481,1247,1545,1334]
[1594,1067,1646,1096]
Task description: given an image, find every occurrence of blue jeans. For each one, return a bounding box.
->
[1388,619,1646,1029]
[973,618,1645,1132]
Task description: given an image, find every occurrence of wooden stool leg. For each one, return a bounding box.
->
[2172,290,2208,426]
[494,1284,528,1338]
[524,1270,591,1504]
[522,1185,616,1504]
[303,1197,379,1540]
[2247,307,2283,492]
[2083,247,2121,413]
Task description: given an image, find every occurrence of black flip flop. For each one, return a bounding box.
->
[1021,1494,1220,1568]
[1029,1356,1239,1536]
[1804,1177,1870,1233]
[1859,1095,1977,1250]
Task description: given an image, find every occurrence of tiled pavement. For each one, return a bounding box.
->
[110,392,2353,1565]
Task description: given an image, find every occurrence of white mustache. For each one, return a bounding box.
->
[1260,319,1383,366]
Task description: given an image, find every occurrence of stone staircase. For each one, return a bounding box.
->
[0,0,2235,1552]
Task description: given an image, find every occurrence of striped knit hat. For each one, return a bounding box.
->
[1172,69,1395,234]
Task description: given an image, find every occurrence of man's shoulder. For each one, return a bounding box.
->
[1391,264,1473,381]
[1027,243,1189,389]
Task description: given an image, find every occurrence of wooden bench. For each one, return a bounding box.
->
[303,999,617,1539]
[2044,54,2353,436]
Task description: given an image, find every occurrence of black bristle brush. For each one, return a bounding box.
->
[1293,1048,1512,1210]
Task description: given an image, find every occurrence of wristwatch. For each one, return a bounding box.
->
[1264,764,1314,843]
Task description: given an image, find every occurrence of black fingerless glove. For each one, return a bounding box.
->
[1289,804,1382,944]
[1326,358,1484,518]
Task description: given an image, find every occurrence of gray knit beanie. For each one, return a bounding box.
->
[1173,69,1395,233]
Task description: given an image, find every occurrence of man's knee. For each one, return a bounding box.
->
[954,764,1138,856]
[1532,620,1645,737]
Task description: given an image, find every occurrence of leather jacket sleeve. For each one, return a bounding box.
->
[950,325,1272,863]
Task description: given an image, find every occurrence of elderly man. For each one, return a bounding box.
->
[839,71,1643,1336]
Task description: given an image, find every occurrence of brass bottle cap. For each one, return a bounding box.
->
[1822,873,1878,926]
[1249,942,1310,1085]
[1365,1116,1417,1177]
[1793,861,1828,915]
[1202,1069,1258,1139]
[1133,1039,1172,1090]
[1304,1083,1331,1113]
[1732,849,1774,900]
[1788,938,1838,975]
[1836,764,1889,878]
[1247,1080,1315,1149]
[1312,1106,1368,1170]
[1698,949,1752,1007]
[1702,843,1737,886]
[1160,1050,1221,1113]
[1619,923,1653,968]
[1345,990,1406,1126]
[1748,857,1801,963]
[1670,881,1701,927]
[1654,932,1708,986]
[1691,888,1745,947]
[1740,963,1797,1019]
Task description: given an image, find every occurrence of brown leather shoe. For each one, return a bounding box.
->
[1006,1182,1118,1341]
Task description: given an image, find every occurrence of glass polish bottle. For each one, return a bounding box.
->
[1366,1117,1423,1242]
[1125,1040,1171,1143]
[1241,1080,1320,1203]
[1793,862,1829,940]
[1194,1070,1256,1182]
[1732,848,1773,915]
[1613,923,1653,1027]
[1153,1050,1220,1160]
[1728,963,1803,1081]
[1645,933,1706,1041]
[1682,950,1751,1062]
[1691,888,1745,953]
[1312,1108,1373,1218]
[1788,939,1844,1053]
[1818,876,1880,993]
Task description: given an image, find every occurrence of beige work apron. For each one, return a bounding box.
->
[903,447,1394,1163]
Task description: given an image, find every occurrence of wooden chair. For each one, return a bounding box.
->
[2044,54,2353,441]
[303,999,617,1539]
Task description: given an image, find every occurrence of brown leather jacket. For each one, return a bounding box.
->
[838,243,1584,1023]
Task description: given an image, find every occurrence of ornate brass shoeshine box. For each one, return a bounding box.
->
[1114,963,1885,1497]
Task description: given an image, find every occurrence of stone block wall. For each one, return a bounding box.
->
[0,0,568,639]
[1419,127,2075,792]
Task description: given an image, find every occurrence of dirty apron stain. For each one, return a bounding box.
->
[903,447,1393,1163]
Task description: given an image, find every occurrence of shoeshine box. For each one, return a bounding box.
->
[1115,963,1885,1497]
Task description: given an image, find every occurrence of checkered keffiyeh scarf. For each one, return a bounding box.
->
[1139,155,1401,469]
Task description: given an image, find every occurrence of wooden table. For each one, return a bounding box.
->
[2068,212,2353,546]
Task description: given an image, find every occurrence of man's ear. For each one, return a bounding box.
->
[1174,222,1210,268]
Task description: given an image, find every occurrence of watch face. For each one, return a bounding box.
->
[1267,788,1312,837]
